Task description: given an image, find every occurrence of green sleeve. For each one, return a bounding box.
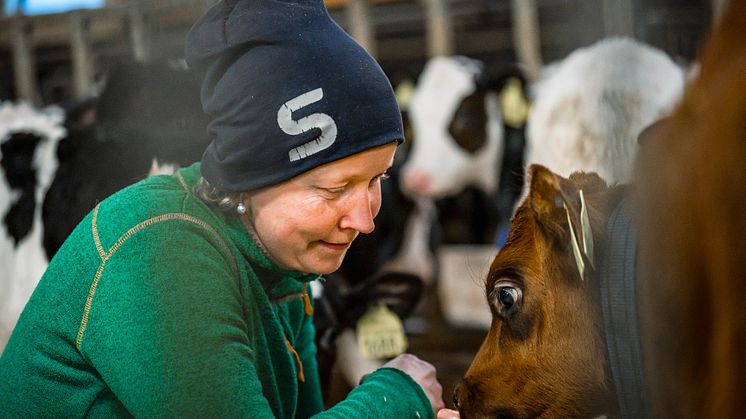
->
[78,220,274,417]
[315,368,435,419]
[293,297,432,418]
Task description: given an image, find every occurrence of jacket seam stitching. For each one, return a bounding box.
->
[91,205,106,260]
[76,209,239,350]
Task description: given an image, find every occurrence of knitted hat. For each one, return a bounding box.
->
[184,0,403,192]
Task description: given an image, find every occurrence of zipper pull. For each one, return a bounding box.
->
[302,283,313,316]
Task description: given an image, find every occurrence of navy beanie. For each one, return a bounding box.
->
[184,0,404,192]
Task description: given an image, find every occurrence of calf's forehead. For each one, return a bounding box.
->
[486,202,572,291]
[486,209,540,283]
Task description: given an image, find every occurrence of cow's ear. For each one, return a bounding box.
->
[566,171,607,195]
[475,64,527,94]
[528,165,580,254]
[529,165,602,229]
[528,165,596,279]
[527,164,566,233]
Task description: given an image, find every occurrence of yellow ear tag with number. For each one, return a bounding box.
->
[356,303,408,359]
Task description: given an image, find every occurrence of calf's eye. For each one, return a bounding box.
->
[498,287,518,308]
[493,281,523,315]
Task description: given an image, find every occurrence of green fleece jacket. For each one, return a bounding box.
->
[0,163,433,418]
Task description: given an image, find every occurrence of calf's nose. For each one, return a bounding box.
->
[452,382,463,410]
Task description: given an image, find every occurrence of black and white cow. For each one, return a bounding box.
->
[42,61,211,259]
[400,56,529,244]
[402,39,684,240]
[0,101,66,353]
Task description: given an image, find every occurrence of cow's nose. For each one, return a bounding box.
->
[402,169,433,196]
[452,382,463,410]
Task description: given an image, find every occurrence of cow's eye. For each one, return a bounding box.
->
[493,281,522,315]
[498,287,518,307]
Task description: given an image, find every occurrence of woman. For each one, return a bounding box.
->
[0,0,445,417]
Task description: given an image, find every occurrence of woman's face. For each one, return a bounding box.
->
[245,142,397,274]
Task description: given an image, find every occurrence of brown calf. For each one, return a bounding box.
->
[453,164,624,418]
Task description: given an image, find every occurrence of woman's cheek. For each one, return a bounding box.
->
[370,188,383,219]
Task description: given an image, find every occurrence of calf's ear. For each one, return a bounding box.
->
[528,164,598,233]
[527,164,566,234]
[528,164,602,280]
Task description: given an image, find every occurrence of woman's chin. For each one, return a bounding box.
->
[304,254,347,275]
[297,242,350,274]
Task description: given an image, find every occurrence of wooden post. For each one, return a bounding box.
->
[347,0,377,57]
[510,0,542,81]
[710,0,730,26]
[69,11,94,99]
[129,2,151,62]
[9,17,41,105]
[422,0,454,57]
[602,0,635,37]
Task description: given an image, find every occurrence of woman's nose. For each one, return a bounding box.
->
[340,189,376,234]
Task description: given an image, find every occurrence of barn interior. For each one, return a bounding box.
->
[0,0,725,415]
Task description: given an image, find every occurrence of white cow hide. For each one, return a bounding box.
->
[526,37,685,186]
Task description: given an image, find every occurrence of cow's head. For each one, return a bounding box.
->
[454,164,624,418]
[401,56,509,199]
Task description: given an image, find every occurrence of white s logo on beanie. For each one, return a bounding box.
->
[278,88,338,162]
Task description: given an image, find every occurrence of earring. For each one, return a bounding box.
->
[236,202,247,215]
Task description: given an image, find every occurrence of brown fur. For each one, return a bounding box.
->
[635,2,746,417]
[454,164,624,418]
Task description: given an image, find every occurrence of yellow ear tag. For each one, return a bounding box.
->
[395,79,415,111]
[499,77,530,128]
[356,303,408,359]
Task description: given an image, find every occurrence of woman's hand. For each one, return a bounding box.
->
[382,353,445,412]
[437,408,461,418]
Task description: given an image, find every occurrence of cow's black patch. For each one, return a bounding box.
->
[1,132,42,245]
[42,61,210,260]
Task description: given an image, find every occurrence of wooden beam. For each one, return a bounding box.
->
[347,0,377,57]
[510,0,542,81]
[128,3,151,62]
[602,0,635,37]
[9,17,41,105]
[422,0,454,57]
[710,0,730,26]
[69,10,94,99]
